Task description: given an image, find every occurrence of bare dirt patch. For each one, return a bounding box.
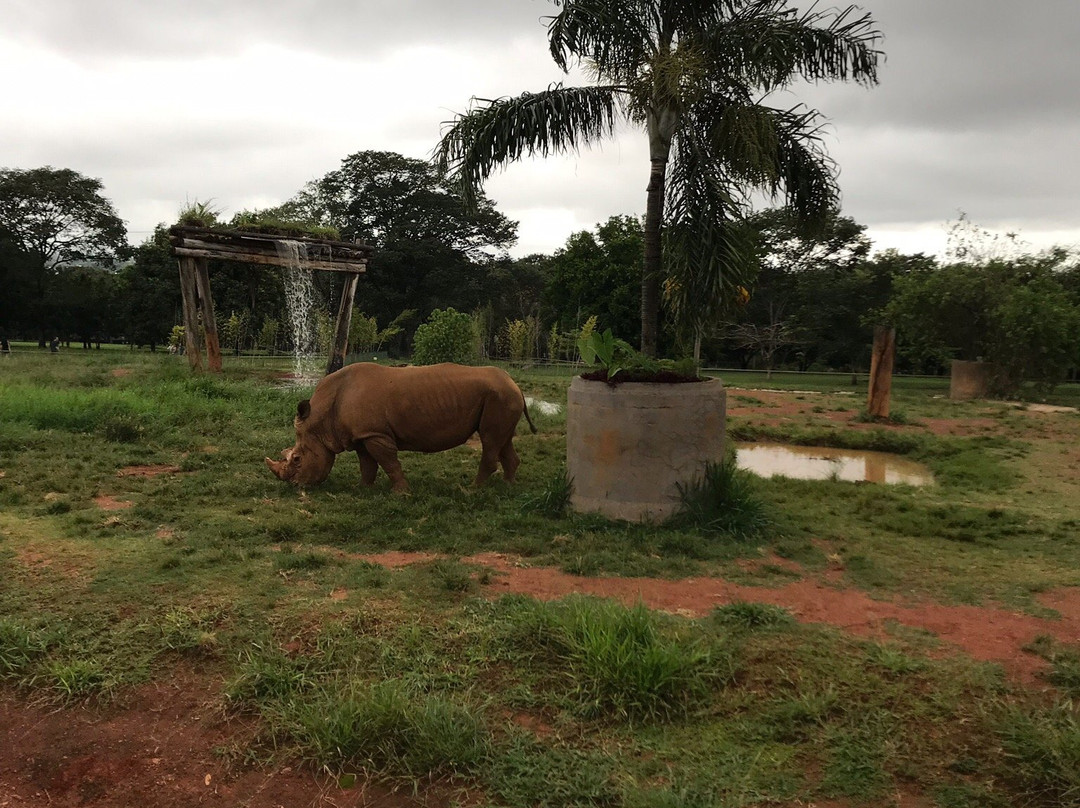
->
[15,544,88,581]
[117,464,183,477]
[727,388,1001,437]
[109,368,132,377]
[93,495,133,511]
[0,670,449,808]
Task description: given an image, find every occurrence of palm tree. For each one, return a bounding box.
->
[435,0,881,356]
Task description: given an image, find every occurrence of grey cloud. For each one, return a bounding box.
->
[9,0,557,62]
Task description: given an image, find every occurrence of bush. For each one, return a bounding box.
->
[412,308,478,365]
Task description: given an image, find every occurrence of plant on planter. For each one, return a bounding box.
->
[576,328,700,385]
[567,330,727,521]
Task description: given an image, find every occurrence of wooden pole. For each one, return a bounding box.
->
[327,272,360,375]
[177,257,203,372]
[867,325,896,419]
[193,258,222,373]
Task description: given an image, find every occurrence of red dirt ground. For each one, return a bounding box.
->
[726,389,1001,437]
[7,546,1058,806]
[0,670,458,808]
[92,495,133,511]
[356,550,1078,686]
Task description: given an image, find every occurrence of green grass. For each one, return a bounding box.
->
[2,351,1080,803]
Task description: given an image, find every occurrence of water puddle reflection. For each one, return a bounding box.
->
[736,442,933,486]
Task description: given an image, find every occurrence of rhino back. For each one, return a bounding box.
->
[315,364,522,452]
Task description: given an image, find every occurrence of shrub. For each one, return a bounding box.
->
[412,308,478,365]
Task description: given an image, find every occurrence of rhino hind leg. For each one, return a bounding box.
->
[474,442,501,486]
[499,440,520,483]
[363,437,409,493]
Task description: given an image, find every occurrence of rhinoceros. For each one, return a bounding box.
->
[265,363,536,492]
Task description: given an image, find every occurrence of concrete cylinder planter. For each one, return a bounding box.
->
[566,376,727,522]
[950,360,995,400]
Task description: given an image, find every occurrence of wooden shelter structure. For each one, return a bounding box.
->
[168,226,374,375]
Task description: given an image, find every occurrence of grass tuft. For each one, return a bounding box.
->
[996,701,1080,805]
[510,597,726,722]
[670,460,771,540]
[273,680,489,776]
[711,601,795,631]
[521,469,573,517]
[0,619,49,679]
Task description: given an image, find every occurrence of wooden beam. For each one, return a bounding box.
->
[172,246,367,274]
[867,325,896,419]
[169,225,374,257]
[177,257,204,372]
[193,258,222,373]
[327,273,360,375]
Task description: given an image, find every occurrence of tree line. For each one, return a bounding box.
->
[2,157,1078,393]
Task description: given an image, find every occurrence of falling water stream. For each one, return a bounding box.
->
[275,240,321,382]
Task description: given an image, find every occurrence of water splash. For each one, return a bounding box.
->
[275,240,320,381]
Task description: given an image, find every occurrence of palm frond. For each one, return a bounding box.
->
[547,0,657,79]
[434,84,626,207]
[693,99,839,222]
[699,1,882,91]
[663,130,753,333]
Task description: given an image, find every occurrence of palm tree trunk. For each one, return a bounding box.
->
[642,103,677,358]
[641,156,666,357]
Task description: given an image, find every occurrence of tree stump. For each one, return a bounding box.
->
[867,326,896,419]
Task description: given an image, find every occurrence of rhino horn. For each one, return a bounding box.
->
[265,456,285,479]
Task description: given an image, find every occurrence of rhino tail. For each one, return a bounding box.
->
[521,392,538,434]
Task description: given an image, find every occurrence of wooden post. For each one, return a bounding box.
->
[193,258,222,373]
[177,257,203,372]
[327,272,360,375]
[867,325,896,419]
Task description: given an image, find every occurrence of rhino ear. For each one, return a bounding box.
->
[297,399,311,420]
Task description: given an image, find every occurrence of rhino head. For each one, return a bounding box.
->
[264,399,336,486]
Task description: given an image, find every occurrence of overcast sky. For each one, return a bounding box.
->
[4,0,1078,259]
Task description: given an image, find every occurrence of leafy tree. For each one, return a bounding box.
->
[276,151,517,326]
[542,215,643,342]
[257,317,281,353]
[412,308,479,365]
[0,167,128,344]
[746,209,876,369]
[220,310,252,356]
[436,0,881,355]
[885,254,1080,394]
[51,265,119,347]
[0,225,39,338]
[115,226,182,351]
[990,277,1080,396]
[347,308,413,354]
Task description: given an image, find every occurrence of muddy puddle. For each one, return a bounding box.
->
[736,442,933,486]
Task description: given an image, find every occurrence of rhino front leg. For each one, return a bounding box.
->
[356,446,378,486]
[363,437,409,493]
